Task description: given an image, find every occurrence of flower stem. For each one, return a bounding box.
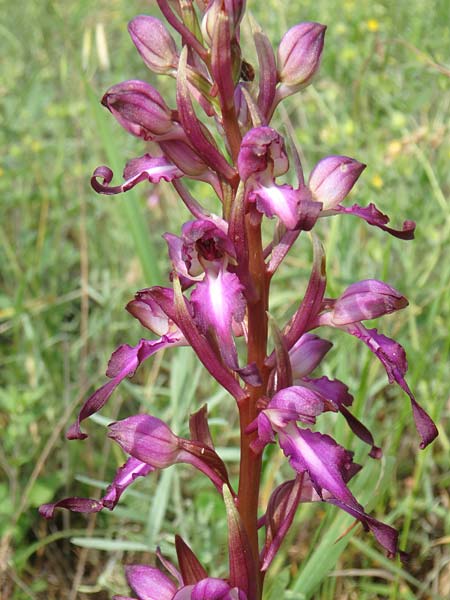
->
[238,213,269,599]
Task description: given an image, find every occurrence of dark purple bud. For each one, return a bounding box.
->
[290,334,333,379]
[108,415,181,469]
[102,80,181,141]
[308,155,366,209]
[277,22,326,89]
[128,16,178,75]
[330,279,408,325]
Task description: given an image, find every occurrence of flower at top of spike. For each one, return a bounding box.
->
[128,15,179,75]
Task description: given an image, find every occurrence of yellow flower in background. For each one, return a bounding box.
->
[367,19,380,32]
[371,174,384,189]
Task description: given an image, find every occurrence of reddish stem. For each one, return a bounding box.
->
[237,213,269,599]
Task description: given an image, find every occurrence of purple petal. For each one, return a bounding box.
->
[102,457,154,509]
[190,269,245,371]
[289,334,333,379]
[137,287,247,402]
[345,325,438,448]
[39,497,103,519]
[249,183,305,230]
[295,376,380,456]
[339,406,382,459]
[266,386,326,426]
[39,457,154,519]
[331,279,408,325]
[67,337,176,440]
[177,439,232,493]
[160,140,217,180]
[308,155,365,209]
[332,203,416,240]
[327,499,402,559]
[126,565,177,600]
[278,424,361,510]
[266,197,322,273]
[301,376,353,408]
[192,578,234,599]
[109,416,232,494]
[91,155,183,195]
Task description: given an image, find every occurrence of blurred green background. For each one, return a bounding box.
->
[1,0,449,598]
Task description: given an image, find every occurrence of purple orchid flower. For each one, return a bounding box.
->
[308,155,416,239]
[40,2,437,597]
[114,565,248,600]
[238,126,321,230]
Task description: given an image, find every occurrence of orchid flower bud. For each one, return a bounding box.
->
[102,80,181,141]
[128,15,178,75]
[201,0,246,46]
[277,22,326,89]
[108,414,181,469]
[308,155,366,209]
[289,334,333,379]
[330,280,408,325]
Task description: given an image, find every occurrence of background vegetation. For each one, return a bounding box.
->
[1,0,449,598]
